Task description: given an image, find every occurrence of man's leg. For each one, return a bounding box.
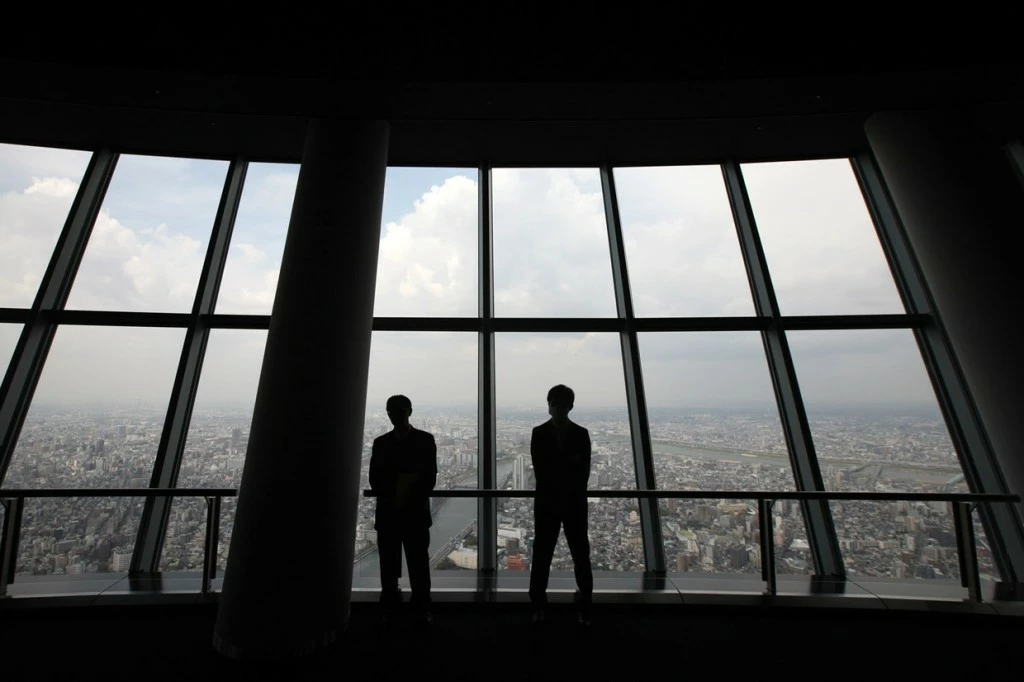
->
[528,502,561,618]
[563,500,593,622]
[377,531,403,619]
[405,525,432,622]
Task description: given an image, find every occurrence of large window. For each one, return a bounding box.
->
[356,331,478,578]
[0,143,1009,595]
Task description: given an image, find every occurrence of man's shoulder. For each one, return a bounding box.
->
[412,427,436,442]
[571,421,589,436]
[372,432,391,446]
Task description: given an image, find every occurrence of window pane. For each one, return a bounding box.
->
[159,329,268,572]
[215,163,298,314]
[496,332,642,573]
[355,332,478,582]
[0,323,20,386]
[493,169,617,317]
[742,159,905,316]
[788,329,988,582]
[639,331,810,576]
[615,165,754,317]
[6,325,183,577]
[374,167,478,317]
[66,154,229,312]
[0,143,91,307]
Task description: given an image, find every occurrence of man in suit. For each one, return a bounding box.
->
[369,394,438,626]
[528,384,593,626]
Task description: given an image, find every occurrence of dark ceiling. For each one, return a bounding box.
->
[0,13,1020,164]
[2,11,1022,119]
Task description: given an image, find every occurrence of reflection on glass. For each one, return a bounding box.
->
[0,143,91,307]
[495,332,640,573]
[216,163,298,314]
[639,331,809,575]
[741,158,904,316]
[355,332,478,579]
[5,325,182,577]
[788,329,981,582]
[159,329,268,572]
[492,168,616,317]
[615,165,754,317]
[374,167,478,317]
[1,323,21,383]
[66,154,229,312]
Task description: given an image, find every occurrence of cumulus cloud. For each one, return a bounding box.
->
[0,173,84,306]
[374,174,477,316]
[0,144,935,411]
[492,168,617,318]
[25,176,79,198]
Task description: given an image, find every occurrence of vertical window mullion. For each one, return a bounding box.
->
[601,165,665,576]
[478,166,497,580]
[0,149,117,485]
[722,160,845,578]
[133,157,249,573]
[853,152,1024,583]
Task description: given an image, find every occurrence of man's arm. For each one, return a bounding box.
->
[369,438,382,492]
[422,433,438,494]
[531,426,546,489]
[580,427,592,491]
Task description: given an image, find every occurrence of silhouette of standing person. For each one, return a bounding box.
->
[369,394,438,626]
[529,384,593,626]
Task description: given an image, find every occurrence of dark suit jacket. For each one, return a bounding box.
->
[369,426,438,531]
[530,419,591,504]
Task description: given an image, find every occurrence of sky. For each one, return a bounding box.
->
[0,142,943,419]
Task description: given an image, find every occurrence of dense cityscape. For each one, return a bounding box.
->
[1,403,991,586]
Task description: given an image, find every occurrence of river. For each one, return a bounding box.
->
[354,442,959,577]
[355,457,516,577]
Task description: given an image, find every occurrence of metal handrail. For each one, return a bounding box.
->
[362,489,1019,502]
[1,487,1018,602]
[0,488,236,597]
[365,488,1019,601]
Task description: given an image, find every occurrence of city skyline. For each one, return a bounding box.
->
[2,404,985,585]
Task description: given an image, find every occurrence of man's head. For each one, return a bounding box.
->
[386,394,413,429]
[547,384,574,422]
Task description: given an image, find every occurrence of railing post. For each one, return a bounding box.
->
[952,501,983,602]
[1,497,24,598]
[758,498,777,596]
[202,495,221,594]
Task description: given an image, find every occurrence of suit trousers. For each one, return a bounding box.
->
[378,524,432,611]
[529,496,593,610]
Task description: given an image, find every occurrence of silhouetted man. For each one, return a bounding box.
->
[369,394,438,626]
[529,384,593,626]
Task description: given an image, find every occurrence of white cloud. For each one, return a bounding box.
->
[66,212,207,312]
[0,145,938,412]
[374,174,477,316]
[0,182,81,306]
[25,176,78,198]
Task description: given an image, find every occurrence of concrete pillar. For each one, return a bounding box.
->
[864,109,1024,539]
[213,119,389,660]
